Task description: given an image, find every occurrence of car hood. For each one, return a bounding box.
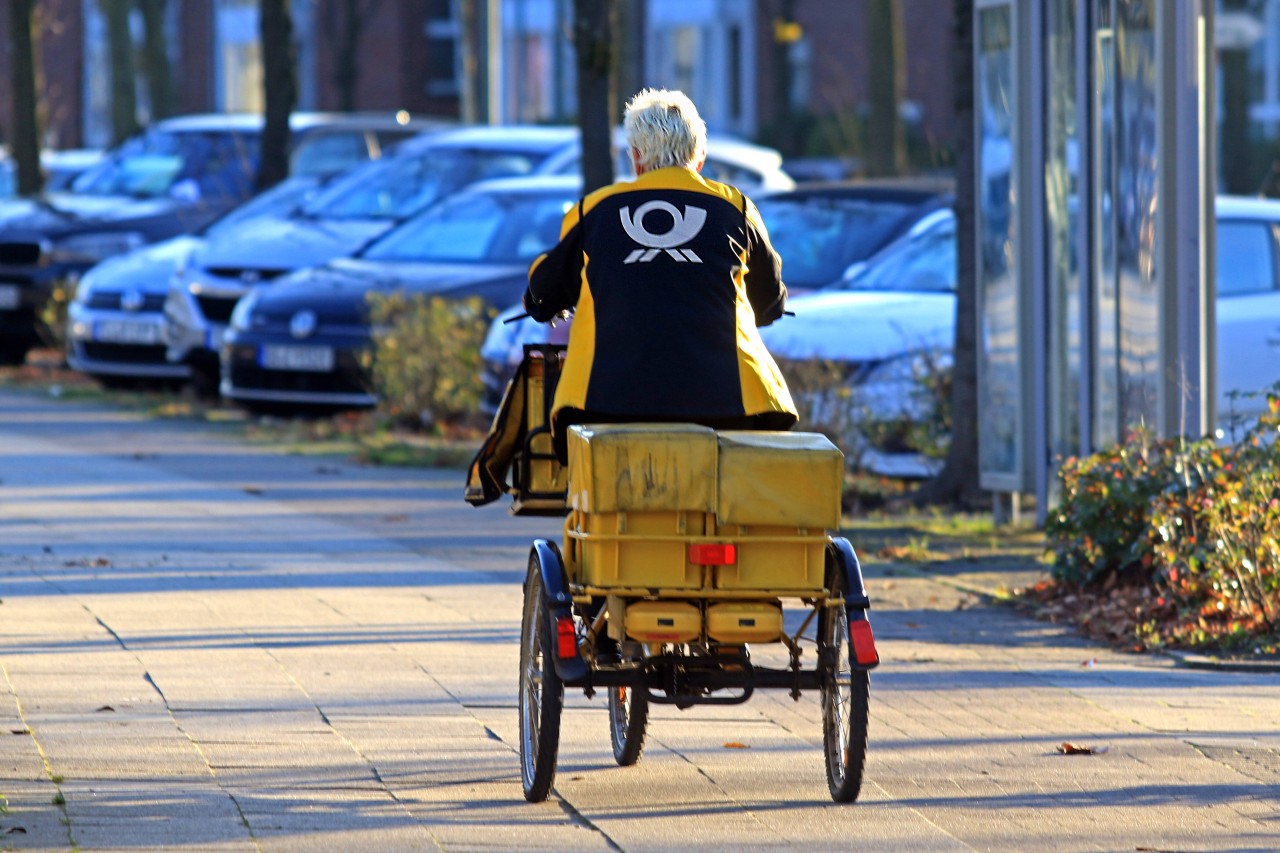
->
[254,257,529,319]
[79,235,205,295]
[762,290,956,362]
[195,216,390,272]
[0,192,210,237]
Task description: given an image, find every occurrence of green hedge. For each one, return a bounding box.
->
[364,292,494,433]
[1046,387,1280,651]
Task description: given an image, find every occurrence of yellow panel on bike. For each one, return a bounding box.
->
[623,600,701,644]
[577,510,704,588]
[713,525,827,591]
[566,424,718,514]
[716,431,844,529]
[706,601,783,643]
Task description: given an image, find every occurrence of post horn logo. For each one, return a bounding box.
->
[619,201,707,264]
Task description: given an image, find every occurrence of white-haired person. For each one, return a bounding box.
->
[523,88,797,462]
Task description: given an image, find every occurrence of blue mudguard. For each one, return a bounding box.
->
[531,539,589,683]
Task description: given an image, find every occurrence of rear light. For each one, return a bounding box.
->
[848,619,879,667]
[689,543,736,565]
[555,614,578,659]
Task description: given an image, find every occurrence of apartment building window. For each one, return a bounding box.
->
[425,0,460,97]
[215,0,264,112]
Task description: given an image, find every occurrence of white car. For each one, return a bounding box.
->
[763,196,1280,476]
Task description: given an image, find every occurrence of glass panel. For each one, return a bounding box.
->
[1217,221,1277,296]
[1114,0,1158,431]
[977,4,1019,480]
[1093,2,1119,447]
[1046,0,1081,463]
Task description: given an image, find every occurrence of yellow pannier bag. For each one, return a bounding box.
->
[706,601,783,643]
[622,601,702,643]
[715,431,844,529]
[566,423,718,514]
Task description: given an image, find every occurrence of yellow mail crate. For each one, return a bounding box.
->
[566,423,718,514]
[573,510,705,588]
[716,432,844,529]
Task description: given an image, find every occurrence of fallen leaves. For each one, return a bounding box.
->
[722,742,750,749]
[1057,742,1109,755]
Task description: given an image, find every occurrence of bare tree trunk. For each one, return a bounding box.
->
[1220,0,1252,193]
[457,0,480,124]
[866,0,906,176]
[771,0,799,156]
[257,0,297,191]
[613,0,644,116]
[7,0,43,196]
[573,0,616,193]
[328,0,381,112]
[912,0,981,509]
[102,0,139,144]
[136,0,173,120]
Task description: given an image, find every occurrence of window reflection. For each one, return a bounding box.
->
[977,4,1019,479]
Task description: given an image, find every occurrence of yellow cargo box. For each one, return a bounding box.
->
[566,424,718,514]
[716,432,844,529]
[712,526,827,591]
[706,601,783,643]
[573,510,706,588]
[623,600,701,644]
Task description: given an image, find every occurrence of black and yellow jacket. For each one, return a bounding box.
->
[524,166,797,452]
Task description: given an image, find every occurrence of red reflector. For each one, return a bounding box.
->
[848,619,879,667]
[555,615,577,659]
[689,543,737,565]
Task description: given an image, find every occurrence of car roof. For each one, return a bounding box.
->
[150,112,447,134]
[762,178,954,204]
[454,174,584,196]
[396,124,580,154]
[1216,194,1280,219]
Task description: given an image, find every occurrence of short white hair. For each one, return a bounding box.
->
[623,88,707,172]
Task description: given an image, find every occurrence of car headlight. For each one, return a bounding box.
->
[47,231,144,265]
[70,269,100,304]
[228,289,261,332]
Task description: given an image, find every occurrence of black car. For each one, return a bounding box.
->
[0,111,437,365]
[754,179,954,293]
[220,175,580,412]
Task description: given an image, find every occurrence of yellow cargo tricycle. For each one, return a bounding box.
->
[470,344,880,803]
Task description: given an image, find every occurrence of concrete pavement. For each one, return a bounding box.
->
[0,388,1277,852]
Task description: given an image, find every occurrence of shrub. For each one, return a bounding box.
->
[1045,386,1280,651]
[364,292,494,434]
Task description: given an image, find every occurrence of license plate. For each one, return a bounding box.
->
[0,284,19,310]
[94,318,162,345]
[260,344,335,372]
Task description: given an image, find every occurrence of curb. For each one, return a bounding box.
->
[884,563,1280,675]
[1162,650,1280,674]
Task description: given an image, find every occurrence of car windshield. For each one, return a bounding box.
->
[301,146,551,221]
[70,129,258,200]
[841,216,956,293]
[204,177,321,239]
[361,190,574,264]
[757,196,914,288]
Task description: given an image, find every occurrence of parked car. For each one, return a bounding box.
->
[164,125,578,389]
[763,195,1280,476]
[478,179,954,412]
[0,111,435,366]
[64,175,327,387]
[220,175,582,412]
[539,127,796,196]
[0,149,105,198]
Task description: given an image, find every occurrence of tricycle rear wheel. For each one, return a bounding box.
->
[820,572,871,802]
[608,683,649,766]
[519,554,563,802]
